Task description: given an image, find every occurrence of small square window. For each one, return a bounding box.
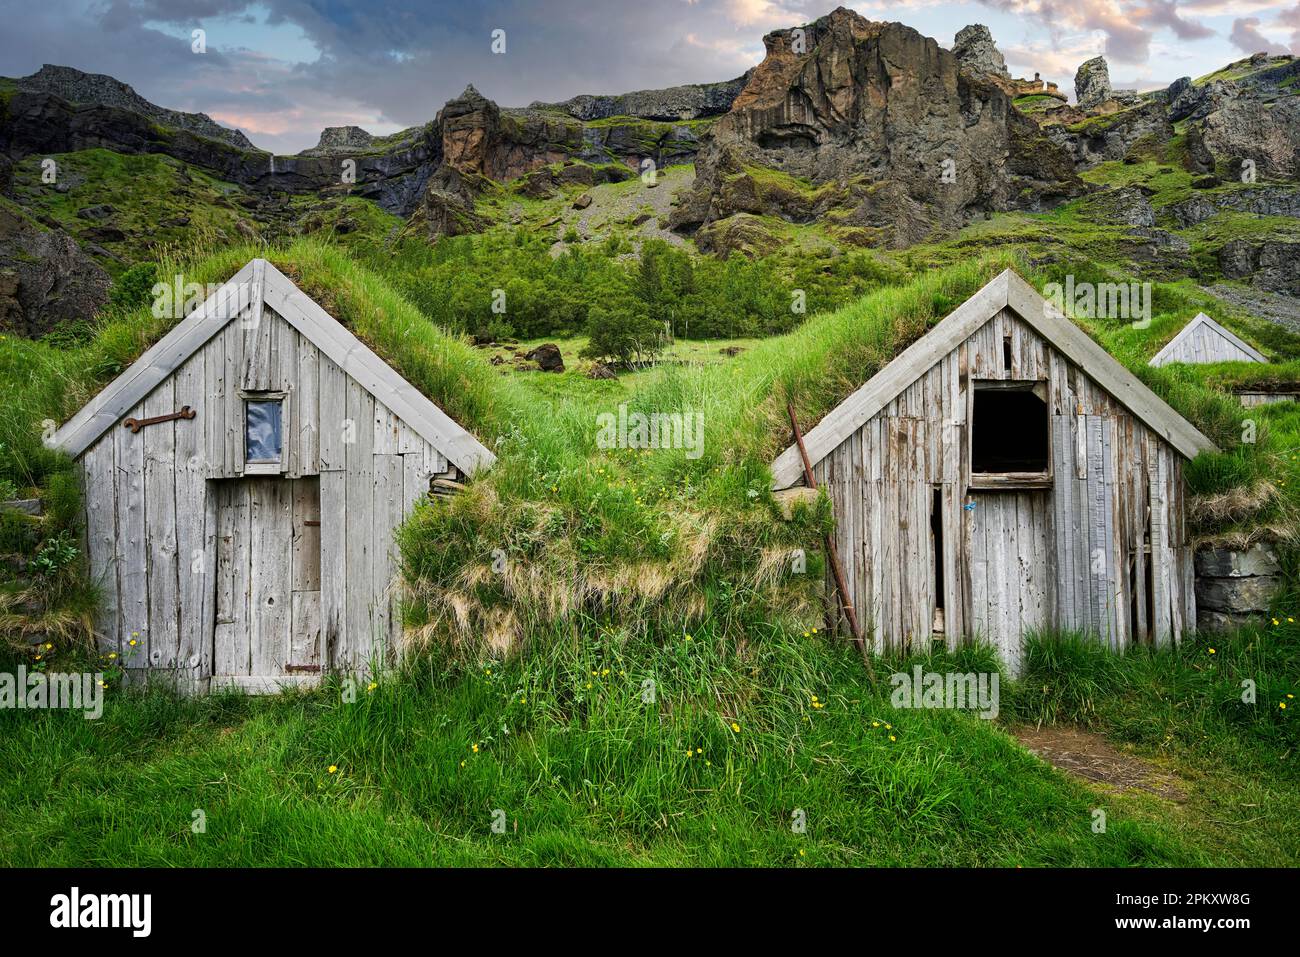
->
[969,381,1051,487]
[245,399,283,464]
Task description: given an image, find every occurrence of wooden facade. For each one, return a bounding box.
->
[53,260,494,692]
[772,270,1216,675]
[1149,312,1267,367]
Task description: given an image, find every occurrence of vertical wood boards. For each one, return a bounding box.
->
[813,306,1195,676]
[290,477,322,669]
[73,290,476,693]
[344,377,376,671]
[81,434,119,650]
[173,351,208,677]
[114,396,148,667]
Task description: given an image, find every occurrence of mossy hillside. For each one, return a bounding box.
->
[8,149,255,273]
[1013,93,1065,115]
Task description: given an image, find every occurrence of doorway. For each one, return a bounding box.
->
[212,476,322,689]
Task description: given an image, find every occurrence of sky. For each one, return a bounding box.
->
[1,0,1297,154]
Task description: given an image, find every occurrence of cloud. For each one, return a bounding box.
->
[975,0,1220,65]
[1131,1,1214,40]
[1229,16,1289,54]
[1278,3,1300,53]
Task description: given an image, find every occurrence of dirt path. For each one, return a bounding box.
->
[1015,725,1189,802]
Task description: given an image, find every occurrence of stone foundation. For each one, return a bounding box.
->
[1194,543,1282,630]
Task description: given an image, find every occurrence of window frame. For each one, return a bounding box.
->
[240,389,288,475]
[966,378,1054,490]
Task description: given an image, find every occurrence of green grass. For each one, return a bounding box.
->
[2,619,1295,866]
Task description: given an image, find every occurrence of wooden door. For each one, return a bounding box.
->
[964,489,1051,677]
[213,476,322,690]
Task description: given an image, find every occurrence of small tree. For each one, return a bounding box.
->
[580,301,664,367]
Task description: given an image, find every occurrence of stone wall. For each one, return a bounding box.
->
[1195,543,1284,630]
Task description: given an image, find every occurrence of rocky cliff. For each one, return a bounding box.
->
[669,8,1083,250]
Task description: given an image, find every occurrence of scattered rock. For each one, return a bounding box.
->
[1,498,42,516]
[75,204,114,221]
[525,342,565,372]
[719,346,743,357]
[572,193,593,210]
[586,362,617,379]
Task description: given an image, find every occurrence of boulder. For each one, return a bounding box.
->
[1090,186,1155,227]
[572,193,593,210]
[76,204,115,222]
[586,362,617,379]
[525,342,565,372]
[696,214,782,258]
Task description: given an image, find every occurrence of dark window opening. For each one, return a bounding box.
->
[1002,336,1013,374]
[971,387,1049,473]
[245,398,283,464]
[931,487,944,612]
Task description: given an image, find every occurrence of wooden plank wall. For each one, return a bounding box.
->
[79,305,458,685]
[815,308,1194,674]
[1156,324,1260,365]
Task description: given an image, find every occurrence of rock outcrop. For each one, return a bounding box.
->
[0,202,109,337]
[1074,57,1112,110]
[302,126,376,155]
[17,65,259,151]
[670,9,1082,249]
[952,25,1008,81]
[1201,97,1300,180]
[531,76,749,121]
[1219,239,1300,293]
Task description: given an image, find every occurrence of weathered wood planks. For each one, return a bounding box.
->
[811,294,1198,676]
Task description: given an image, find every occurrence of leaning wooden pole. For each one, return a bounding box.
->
[786,401,878,690]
